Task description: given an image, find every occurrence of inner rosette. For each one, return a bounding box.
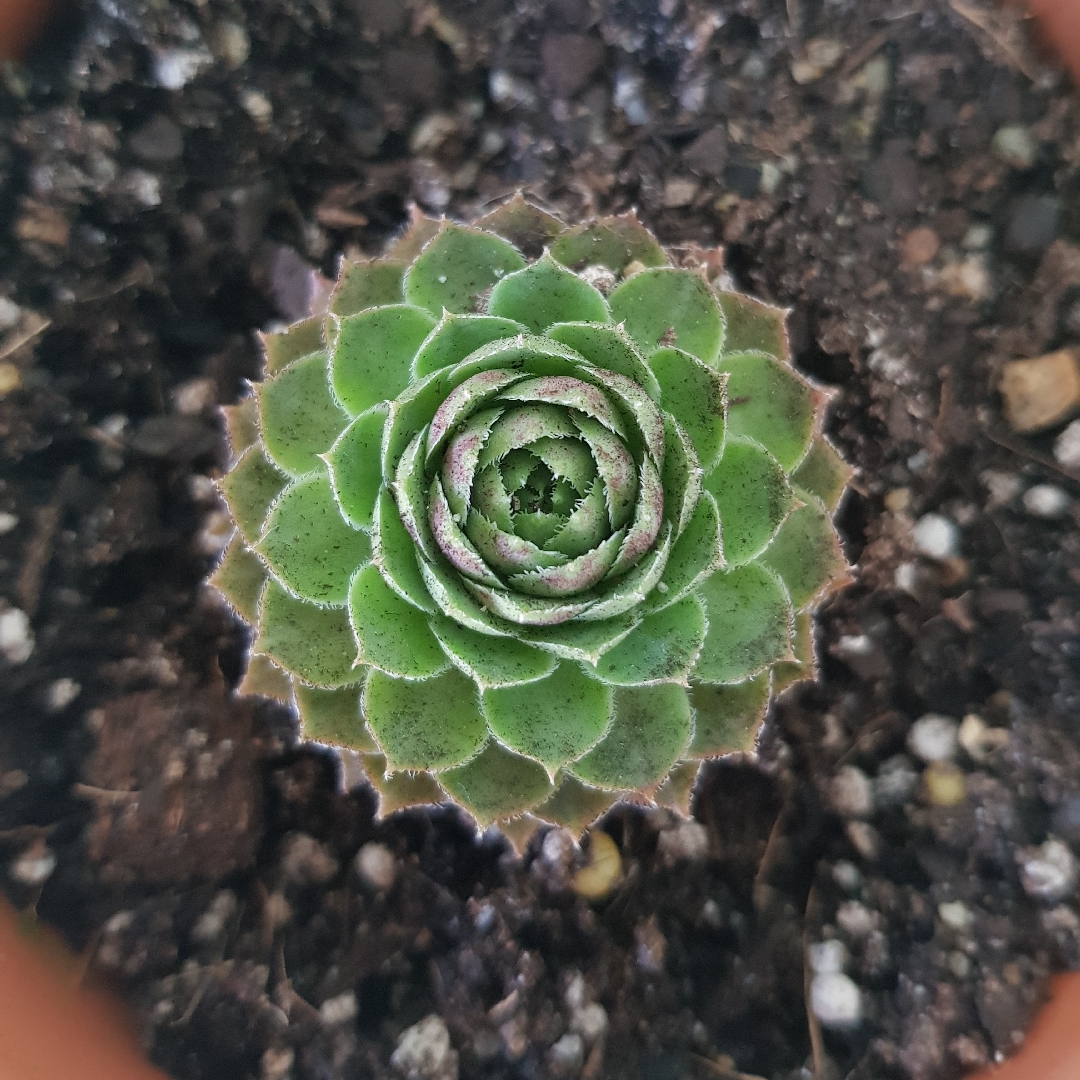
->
[398,344,668,627]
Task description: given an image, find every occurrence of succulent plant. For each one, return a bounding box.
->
[211,196,852,835]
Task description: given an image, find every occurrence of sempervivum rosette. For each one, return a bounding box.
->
[211,196,852,833]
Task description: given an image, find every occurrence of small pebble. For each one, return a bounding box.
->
[913,514,960,561]
[569,1001,608,1043]
[938,900,974,932]
[949,951,972,978]
[1005,194,1060,255]
[45,677,80,713]
[10,841,56,885]
[845,820,882,861]
[808,939,847,975]
[923,762,966,806]
[171,377,217,415]
[0,607,34,664]
[261,1047,295,1080]
[791,38,844,85]
[907,714,960,763]
[958,713,1009,762]
[281,833,338,884]
[999,350,1080,433]
[980,469,1023,508]
[662,176,699,208]
[1054,420,1080,470]
[241,90,273,127]
[832,860,862,892]
[874,755,920,807]
[0,511,21,534]
[830,766,874,818]
[899,227,940,267]
[212,21,250,69]
[192,890,238,943]
[0,297,20,328]
[810,972,862,1029]
[1017,839,1078,902]
[154,47,213,90]
[656,821,709,864]
[962,223,993,250]
[391,1015,458,1080]
[319,991,358,1026]
[612,70,648,126]
[938,255,992,302]
[355,841,397,891]
[991,125,1037,169]
[489,70,537,110]
[1022,484,1070,518]
[571,830,621,900]
[548,1033,584,1075]
[836,901,878,939]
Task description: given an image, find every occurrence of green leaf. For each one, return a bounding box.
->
[364,667,487,772]
[479,404,579,466]
[257,353,349,477]
[256,473,371,606]
[771,608,815,695]
[713,352,816,472]
[326,404,389,529]
[549,214,668,274]
[220,444,287,544]
[260,316,325,376]
[703,436,796,566]
[362,753,444,816]
[582,367,666,466]
[758,492,850,610]
[610,268,723,363]
[349,563,449,679]
[209,536,267,624]
[441,408,503,521]
[487,253,610,331]
[500,374,627,439]
[790,437,852,513]
[648,347,727,471]
[519,613,638,665]
[257,580,361,687]
[384,207,441,265]
[570,684,692,791]
[430,615,557,688]
[510,529,625,597]
[412,314,525,379]
[693,563,793,684]
[222,397,259,457]
[427,369,521,459]
[475,194,565,257]
[530,775,617,834]
[331,304,436,416]
[606,456,663,578]
[372,491,436,611]
[404,223,526,315]
[464,580,595,626]
[660,414,702,538]
[588,595,705,685]
[645,491,722,611]
[471,465,515,531]
[238,652,294,702]
[546,322,662,401]
[570,414,636,531]
[686,673,770,757]
[429,477,503,587]
[393,431,439,562]
[418,556,514,637]
[465,511,567,575]
[439,741,555,825]
[653,760,701,815]
[330,261,404,317]
[294,682,376,751]
[482,661,612,772]
[715,291,790,363]
[579,521,673,621]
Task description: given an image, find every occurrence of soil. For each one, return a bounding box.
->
[2,1,1080,1078]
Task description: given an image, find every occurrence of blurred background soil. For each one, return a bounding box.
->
[2,1,1080,1078]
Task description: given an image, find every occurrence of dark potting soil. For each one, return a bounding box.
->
[2,1,1080,1078]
